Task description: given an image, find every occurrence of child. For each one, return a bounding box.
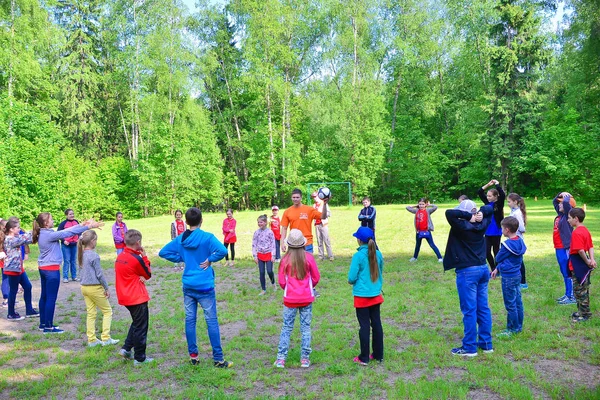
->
[252,214,276,295]
[115,230,153,365]
[33,213,102,334]
[1,217,38,320]
[0,219,8,308]
[78,230,119,347]
[444,200,494,356]
[270,206,282,262]
[507,193,528,289]
[406,198,443,263]
[348,227,384,365]
[491,217,527,337]
[274,229,320,369]
[477,180,506,270]
[358,197,376,235]
[222,209,236,267]
[112,212,128,256]
[567,207,596,322]
[57,209,81,283]
[159,207,232,368]
[553,192,576,304]
[170,209,186,270]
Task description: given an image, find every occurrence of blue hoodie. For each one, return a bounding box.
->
[159,228,227,291]
[495,237,527,278]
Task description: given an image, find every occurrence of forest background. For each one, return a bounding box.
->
[0,0,598,221]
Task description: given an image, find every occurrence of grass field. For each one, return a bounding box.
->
[1,200,600,399]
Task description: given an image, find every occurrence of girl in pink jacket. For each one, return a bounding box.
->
[222,209,237,267]
[273,229,320,369]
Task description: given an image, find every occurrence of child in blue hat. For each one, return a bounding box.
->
[348,227,384,365]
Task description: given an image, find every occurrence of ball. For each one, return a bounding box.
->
[317,187,331,200]
[559,192,577,207]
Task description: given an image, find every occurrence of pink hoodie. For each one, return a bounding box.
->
[278,252,320,306]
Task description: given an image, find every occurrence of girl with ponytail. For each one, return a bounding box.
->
[507,193,528,289]
[348,227,384,366]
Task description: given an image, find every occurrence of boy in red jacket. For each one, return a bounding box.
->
[115,230,153,365]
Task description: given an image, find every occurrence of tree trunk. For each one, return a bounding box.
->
[7,0,15,136]
[266,83,278,199]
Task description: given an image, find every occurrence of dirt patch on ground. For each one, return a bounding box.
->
[467,388,506,400]
[534,359,600,390]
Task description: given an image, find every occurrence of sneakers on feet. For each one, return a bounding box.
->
[353,356,367,366]
[409,257,417,262]
[43,327,64,334]
[572,314,590,323]
[73,278,80,282]
[7,313,24,321]
[214,360,233,368]
[134,357,154,366]
[87,339,103,347]
[300,358,310,368]
[558,296,577,305]
[273,359,285,368]
[1,301,7,308]
[451,347,477,357]
[102,338,120,346]
[259,290,266,296]
[369,354,383,362]
[119,348,134,360]
[438,258,443,263]
[329,257,335,261]
[481,348,494,354]
[190,358,200,365]
[63,278,69,283]
[26,309,40,318]
[520,283,529,290]
[556,295,568,302]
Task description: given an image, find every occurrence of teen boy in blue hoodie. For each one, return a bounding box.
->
[491,217,527,338]
[158,207,232,368]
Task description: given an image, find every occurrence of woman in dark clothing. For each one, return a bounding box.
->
[477,179,506,270]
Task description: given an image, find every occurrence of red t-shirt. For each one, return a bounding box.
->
[570,225,593,255]
[553,217,564,249]
[354,294,384,308]
[175,220,185,236]
[270,216,281,240]
[416,209,428,232]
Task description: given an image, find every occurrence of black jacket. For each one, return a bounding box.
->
[477,185,506,229]
[443,205,493,271]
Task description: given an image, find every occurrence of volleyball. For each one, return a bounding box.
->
[559,192,576,207]
[317,187,331,200]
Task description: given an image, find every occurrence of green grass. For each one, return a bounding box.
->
[1,200,600,399]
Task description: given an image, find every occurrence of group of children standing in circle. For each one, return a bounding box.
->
[0,182,595,368]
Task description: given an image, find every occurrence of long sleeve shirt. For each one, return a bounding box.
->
[80,250,109,290]
[252,228,276,258]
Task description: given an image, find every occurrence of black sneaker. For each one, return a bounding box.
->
[7,313,24,321]
[26,309,40,318]
[214,360,233,368]
[190,358,200,366]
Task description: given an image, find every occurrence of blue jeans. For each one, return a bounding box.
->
[305,244,313,254]
[61,244,78,280]
[183,288,224,361]
[413,233,442,259]
[556,248,573,297]
[7,272,35,316]
[1,270,8,300]
[277,304,312,360]
[455,265,493,352]
[39,270,61,328]
[501,275,523,333]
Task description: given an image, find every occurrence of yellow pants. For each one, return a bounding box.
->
[81,285,113,342]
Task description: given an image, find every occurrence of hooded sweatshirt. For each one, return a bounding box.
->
[159,228,227,291]
[495,237,527,278]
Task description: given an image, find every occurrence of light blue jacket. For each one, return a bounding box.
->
[159,228,227,291]
[348,245,384,297]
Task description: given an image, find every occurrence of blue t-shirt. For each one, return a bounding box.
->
[485,202,502,236]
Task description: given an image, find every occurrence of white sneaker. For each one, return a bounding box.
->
[87,339,103,347]
[438,258,443,263]
[409,257,417,262]
[102,338,120,346]
[259,290,266,296]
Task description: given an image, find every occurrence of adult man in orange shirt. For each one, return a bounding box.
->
[281,188,329,254]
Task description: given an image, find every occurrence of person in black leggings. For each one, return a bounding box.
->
[477,180,506,271]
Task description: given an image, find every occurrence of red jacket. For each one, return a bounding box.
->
[115,247,151,306]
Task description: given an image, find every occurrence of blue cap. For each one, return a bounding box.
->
[353,227,374,243]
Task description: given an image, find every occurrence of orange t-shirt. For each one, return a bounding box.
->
[281,205,322,245]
